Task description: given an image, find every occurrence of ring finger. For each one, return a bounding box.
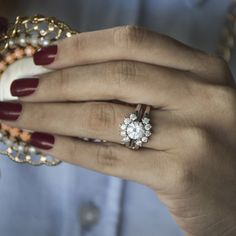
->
[0,101,184,150]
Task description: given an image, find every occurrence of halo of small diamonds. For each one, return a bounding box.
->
[120,111,152,149]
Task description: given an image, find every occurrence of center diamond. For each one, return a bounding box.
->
[126,121,145,140]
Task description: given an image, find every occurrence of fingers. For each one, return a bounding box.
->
[12,61,208,110]
[33,26,232,84]
[0,101,188,151]
[29,132,173,189]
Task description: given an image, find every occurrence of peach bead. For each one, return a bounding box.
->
[1,123,11,131]
[5,53,15,64]
[11,52,17,60]
[25,46,36,56]
[9,128,21,138]
[14,48,24,59]
[20,131,31,142]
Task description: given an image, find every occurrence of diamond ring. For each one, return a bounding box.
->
[120,104,152,149]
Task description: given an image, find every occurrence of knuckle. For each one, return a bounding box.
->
[216,86,236,105]
[205,85,236,114]
[28,104,48,125]
[86,103,117,132]
[96,145,120,168]
[211,55,228,72]
[57,69,72,99]
[174,163,197,191]
[110,61,138,90]
[181,127,211,153]
[207,54,232,84]
[113,25,146,49]
[72,33,86,54]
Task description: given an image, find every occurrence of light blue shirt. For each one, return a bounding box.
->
[0,1,234,236]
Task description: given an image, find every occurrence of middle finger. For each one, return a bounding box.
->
[11,61,208,110]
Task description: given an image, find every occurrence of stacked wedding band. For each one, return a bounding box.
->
[120,104,152,149]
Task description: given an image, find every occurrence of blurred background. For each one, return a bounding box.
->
[0,0,234,72]
[0,0,231,50]
[0,1,235,236]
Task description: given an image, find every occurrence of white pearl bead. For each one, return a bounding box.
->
[38,37,50,47]
[42,39,50,47]
[38,37,46,46]
[8,39,16,49]
[18,34,27,47]
[30,35,39,47]
[28,146,36,155]
[17,145,24,153]
[40,156,47,162]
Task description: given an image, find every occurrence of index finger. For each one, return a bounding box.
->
[33,26,231,84]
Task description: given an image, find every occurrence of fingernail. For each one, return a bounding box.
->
[10,78,39,97]
[33,45,58,65]
[0,102,22,121]
[30,132,55,150]
[0,17,8,34]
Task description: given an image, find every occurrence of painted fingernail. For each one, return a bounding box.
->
[0,102,22,121]
[30,132,55,150]
[33,45,58,65]
[0,17,8,34]
[10,78,39,97]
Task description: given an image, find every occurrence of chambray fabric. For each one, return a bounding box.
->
[0,1,234,236]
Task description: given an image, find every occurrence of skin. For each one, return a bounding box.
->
[4,26,236,235]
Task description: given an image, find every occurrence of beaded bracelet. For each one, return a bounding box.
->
[0,15,77,166]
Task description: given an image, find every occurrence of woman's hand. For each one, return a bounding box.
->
[2,26,236,235]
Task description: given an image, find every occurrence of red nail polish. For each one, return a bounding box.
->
[30,132,55,150]
[10,78,39,97]
[33,45,58,65]
[0,102,22,121]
